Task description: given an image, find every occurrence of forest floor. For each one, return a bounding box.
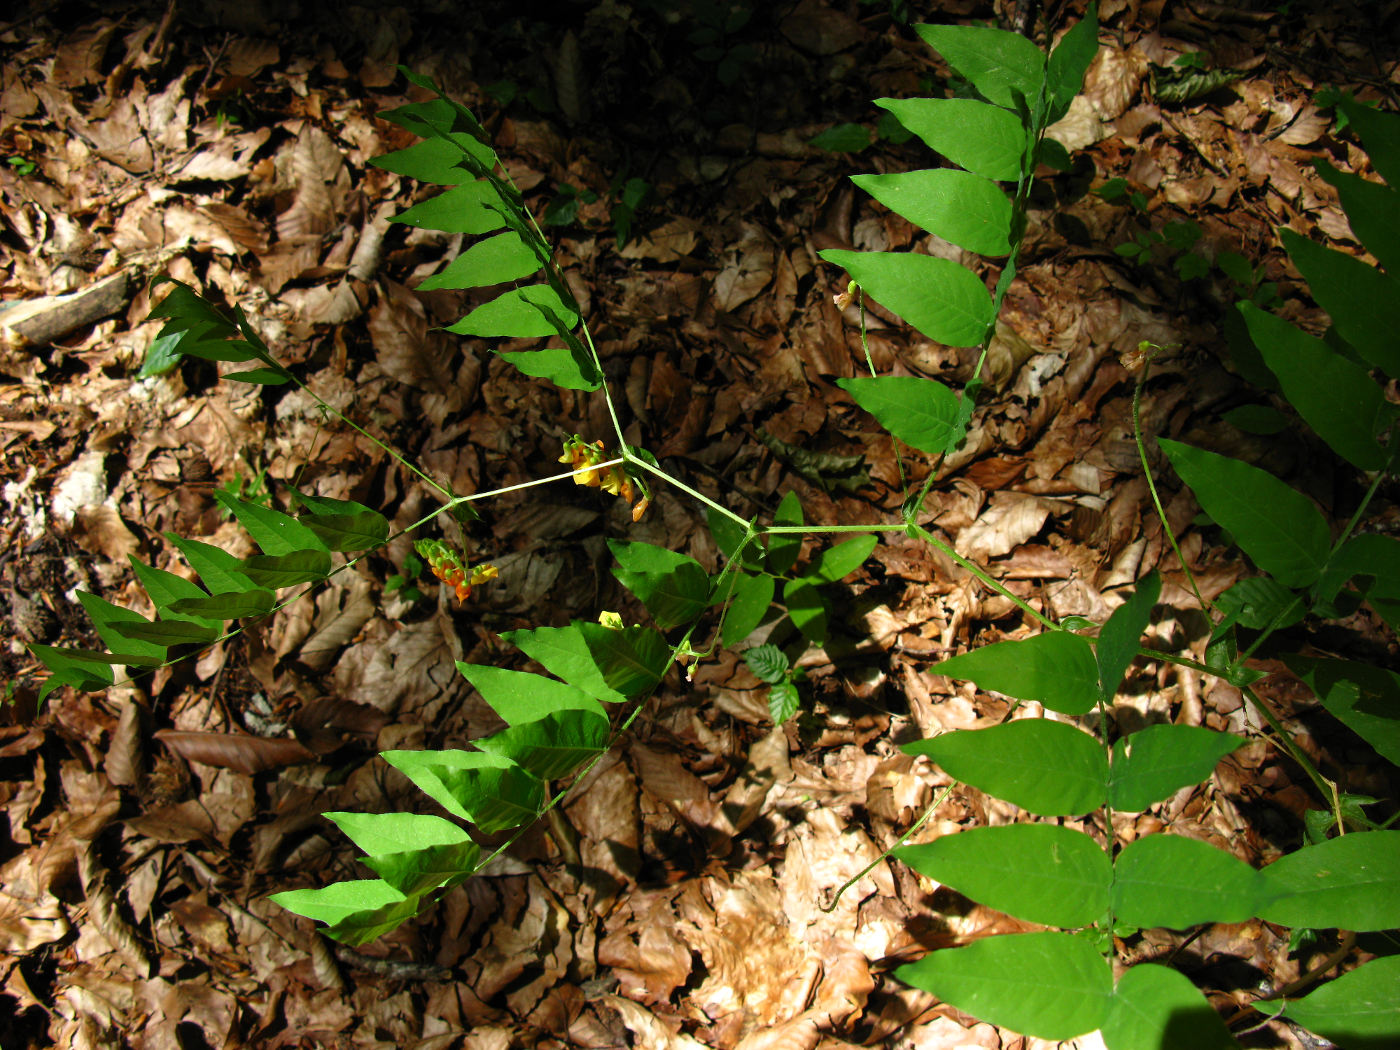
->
[1,0,1398,1047]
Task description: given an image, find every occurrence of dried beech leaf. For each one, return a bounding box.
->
[154,730,315,774]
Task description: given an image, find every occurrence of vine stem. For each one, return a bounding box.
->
[1242,683,1339,810]
[821,782,955,913]
[1131,345,1212,615]
[906,522,1057,631]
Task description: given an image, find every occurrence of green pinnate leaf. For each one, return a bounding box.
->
[1095,570,1160,702]
[914,23,1046,110]
[903,719,1108,815]
[390,182,509,235]
[576,622,668,701]
[1107,725,1246,811]
[1157,438,1331,588]
[1280,955,1400,1049]
[898,824,1110,928]
[1338,98,1400,189]
[931,631,1101,714]
[75,592,166,665]
[165,534,259,595]
[722,571,775,646]
[608,540,711,630]
[240,550,333,588]
[875,97,1026,181]
[448,285,580,340]
[1046,4,1100,123]
[269,879,419,947]
[473,709,611,780]
[765,491,804,574]
[820,250,995,348]
[32,645,116,700]
[1280,229,1400,378]
[808,535,878,583]
[455,664,606,723]
[1103,964,1241,1050]
[1257,829,1400,931]
[501,624,626,704]
[838,376,967,458]
[212,491,330,556]
[851,170,1013,256]
[1313,159,1400,274]
[167,589,276,619]
[1284,656,1400,767]
[783,577,827,645]
[381,749,545,833]
[1238,302,1397,471]
[110,618,220,647]
[418,231,543,290]
[896,932,1112,1040]
[1111,835,1264,928]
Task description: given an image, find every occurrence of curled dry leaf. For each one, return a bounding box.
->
[154,730,315,774]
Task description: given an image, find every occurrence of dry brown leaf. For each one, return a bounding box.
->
[954,492,1056,562]
[780,0,866,55]
[153,730,315,775]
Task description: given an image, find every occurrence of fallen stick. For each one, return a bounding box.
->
[0,270,130,350]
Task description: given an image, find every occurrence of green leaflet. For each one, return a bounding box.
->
[1095,570,1160,702]
[390,182,509,235]
[765,491,803,575]
[31,645,116,700]
[1157,439,1331,588]
[447,285,580,339]
[707,508,764,569]
[1046,4,1100,123]
[608,540,712,630]
[851,170,1012,256]
[501,624,628,704]
[455,664,606,723]
[722,571,774,647]
[1313,159,1400,274]
[837,376,967,457]
[1257,829,1400,931]
[1284,656,1400,767]
[268,879,419,947]
[808,535,878,583]
[914,23,1046,111]
[165,534,259,595]
[896,932,1112,1040]
[380,749,544,834]
[875,98,1026,182]
[1338,97,1400,189]
[1102,965,1241,1050]
[324,811,478,896]
[241,550,333,589]
[1111,835,1264,929]
[418,230,544,290]
[167,589,276,620]
[473,710,611,781]
[1239,301,1396,470]
[1107,725,1245,812]
[1280,954,1400,1049]
[819,249,995,348]
[213,491,330,557]
[904,719,1108,816]
[371,137,485,184]
[931,631,1101,715]
[1280,229,1400,378]
[783,577,827,646]
[128,558,218,627]
[498,347,603,391]
[898,824,1110,927]
[75,592,166,666]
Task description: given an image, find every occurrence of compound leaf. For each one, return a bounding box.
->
[381,749,544,833]
[419,230,543,290]
[268,879,419,947]
[1112,835,1264,929]
[454,664,606,723]
[241,550,332,589]
[915,23,1046,111]
[608,540,711,630]
[448,285,579,339]
[1108,725,1246,811]
[213,492,330,556]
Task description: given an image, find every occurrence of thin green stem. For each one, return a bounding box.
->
[1329,468,1385,556]
[622,453,749,529]
[907,522,1057,630]
[1242,683,1336,804]
[822,782,955,913]
[1132,347,1211,615]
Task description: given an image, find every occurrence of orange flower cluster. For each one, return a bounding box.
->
[414,539,497,603]
[559,435,650,521]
